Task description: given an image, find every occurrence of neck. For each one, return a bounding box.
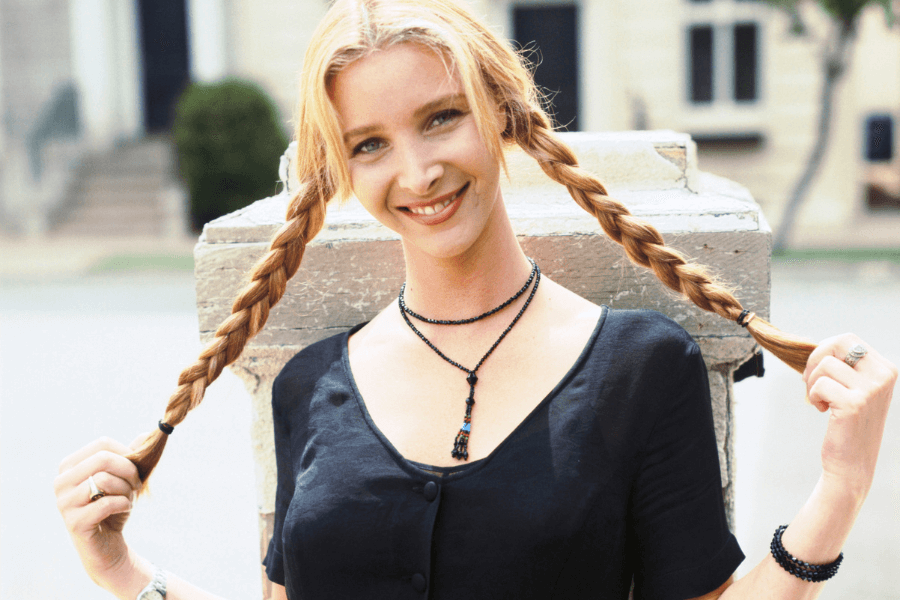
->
[400,201,532,320]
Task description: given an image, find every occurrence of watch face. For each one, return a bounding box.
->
[138,591,164,600]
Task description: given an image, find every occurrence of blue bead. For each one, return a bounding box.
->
[462,423,471,432]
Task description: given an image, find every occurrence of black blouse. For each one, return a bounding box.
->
[263,307,744,599]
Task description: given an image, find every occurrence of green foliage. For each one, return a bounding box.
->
[766,0,894,29]
[172,79,288,230]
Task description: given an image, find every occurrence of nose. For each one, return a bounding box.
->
[396,142,443,196]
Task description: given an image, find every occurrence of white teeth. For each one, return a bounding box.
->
[408,194,456,216]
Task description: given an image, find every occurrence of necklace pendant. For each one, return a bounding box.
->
[466,372,478,386]
[451,425,471,460]
[451,409,473,461]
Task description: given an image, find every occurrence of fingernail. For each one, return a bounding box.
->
[804,394,811,405]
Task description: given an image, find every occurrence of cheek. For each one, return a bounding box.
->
[348,163,392,215]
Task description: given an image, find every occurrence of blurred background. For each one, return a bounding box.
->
[1,0,898,598]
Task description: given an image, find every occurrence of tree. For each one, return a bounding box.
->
[766,0,894,250]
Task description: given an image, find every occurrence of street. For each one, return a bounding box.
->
[1,259,898,599]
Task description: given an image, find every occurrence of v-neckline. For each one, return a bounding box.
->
[342,306,609,482]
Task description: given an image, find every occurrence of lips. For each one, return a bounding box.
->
[401,183,468,225]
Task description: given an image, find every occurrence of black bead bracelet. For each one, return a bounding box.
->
[770,524,843,583]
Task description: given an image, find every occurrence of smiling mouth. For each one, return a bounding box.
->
[404,183,469,216]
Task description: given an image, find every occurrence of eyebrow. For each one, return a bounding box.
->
[342,93,468,143]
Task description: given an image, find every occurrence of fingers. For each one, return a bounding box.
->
[807,366,854,413]
[803,333,853,383]
[55,441,142,495]
[59,437,133,475]
[63,492,134,537]
[55,442,142,541]
[57,470,135,511]
[802,333,898,423]
[803,333,892,383]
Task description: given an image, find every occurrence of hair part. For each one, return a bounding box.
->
[128,0,816,485]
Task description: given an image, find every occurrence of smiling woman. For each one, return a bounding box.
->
[331,44,506,261]
[52,1,897,600]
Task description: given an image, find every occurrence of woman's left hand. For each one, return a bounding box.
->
[803,333,897,499]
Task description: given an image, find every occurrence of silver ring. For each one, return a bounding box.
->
[88,475,106,502]
[844,344,868,368]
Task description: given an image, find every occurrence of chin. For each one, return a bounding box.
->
[405,234,482,262]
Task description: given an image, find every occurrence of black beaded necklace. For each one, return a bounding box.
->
[397,258,541,460]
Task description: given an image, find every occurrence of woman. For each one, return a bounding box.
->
[54,1,896,599]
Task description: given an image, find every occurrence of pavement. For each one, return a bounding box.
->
[0,234,199,283]
[1,225,899,599]
[787,208,900,250]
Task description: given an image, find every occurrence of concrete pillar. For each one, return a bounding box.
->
[187,0,228,82]
[68,0,142,148]
[193,131,769,597]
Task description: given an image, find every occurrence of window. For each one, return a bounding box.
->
[690,26,714,103]
[733,23,758,101]
[513,5,580,130]
[686,2,761,105]
[866,115,894,162]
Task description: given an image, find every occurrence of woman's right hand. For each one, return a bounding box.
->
[54,436,145,593]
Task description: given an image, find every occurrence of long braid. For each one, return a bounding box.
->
[513,108,816,372]
[127,180,330,483]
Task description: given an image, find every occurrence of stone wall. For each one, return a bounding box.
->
[193,131,769,597]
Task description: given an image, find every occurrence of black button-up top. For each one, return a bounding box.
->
[264,308,744,599]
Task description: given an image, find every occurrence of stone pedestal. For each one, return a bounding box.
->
[193,131,769,596]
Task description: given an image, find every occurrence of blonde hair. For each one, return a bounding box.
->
[128,0,815,483]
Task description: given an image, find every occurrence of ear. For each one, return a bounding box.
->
[495,101,514,142]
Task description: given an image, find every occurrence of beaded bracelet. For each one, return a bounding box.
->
[770,524,843,583]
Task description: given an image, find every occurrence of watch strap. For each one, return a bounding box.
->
[136,565,167,599]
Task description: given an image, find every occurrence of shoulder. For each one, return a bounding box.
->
[599,308,700,365]
[272,324,363,405]
[596,311,713,456]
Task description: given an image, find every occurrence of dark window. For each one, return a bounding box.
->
[138,0,191,131]
[690,26,714,103]
[733,23,758,101]
[866,115,893,161]
[513,5,580,130]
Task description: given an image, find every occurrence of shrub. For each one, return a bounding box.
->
[172,79,288,230]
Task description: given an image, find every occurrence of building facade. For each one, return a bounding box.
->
[1,0,897,235]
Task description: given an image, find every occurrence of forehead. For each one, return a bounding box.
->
[331,43,462,130]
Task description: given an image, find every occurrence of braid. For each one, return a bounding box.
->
[514,109,816,373]
[127,181,330,483]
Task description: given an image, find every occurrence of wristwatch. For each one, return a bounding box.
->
[136,565,167,600]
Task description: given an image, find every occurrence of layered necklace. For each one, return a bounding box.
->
[397,258,541,460]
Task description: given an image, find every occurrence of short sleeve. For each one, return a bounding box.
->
[262,372,295,586]
[629,340,744,599]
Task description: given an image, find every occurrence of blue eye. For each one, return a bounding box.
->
[430,109,462,128]
[353,139,385,156]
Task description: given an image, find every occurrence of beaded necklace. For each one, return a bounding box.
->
[397,258,541,460]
